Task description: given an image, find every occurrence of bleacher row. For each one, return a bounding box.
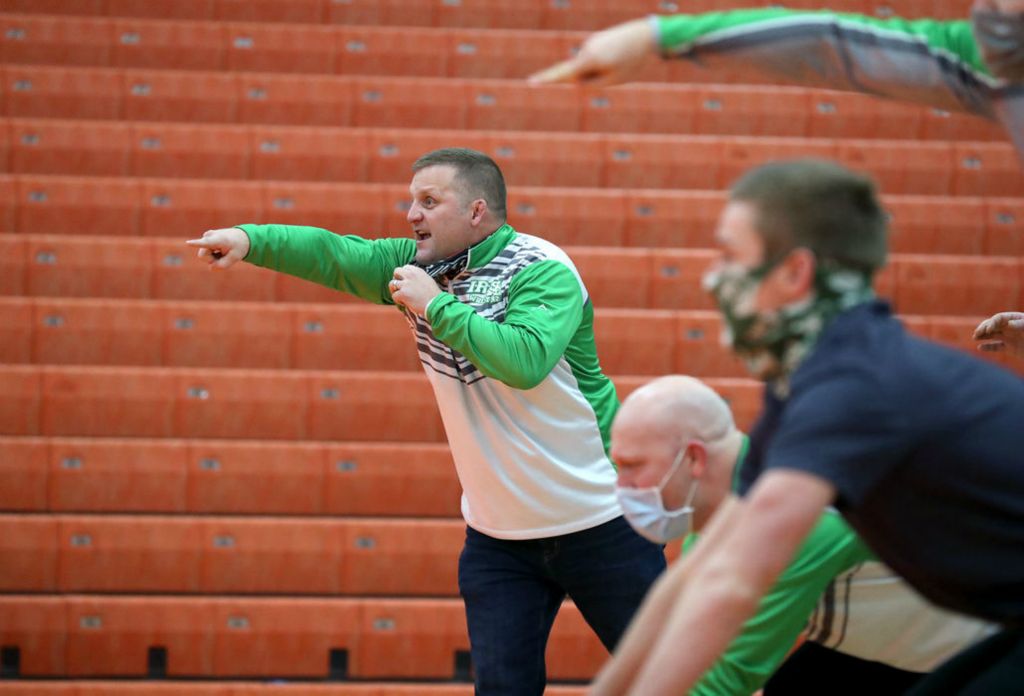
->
[2,0,1022,693]
[0,0,976,27]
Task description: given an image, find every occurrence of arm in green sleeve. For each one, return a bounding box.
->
[655,8,983,72]
[238,223,415,305]
[689,511,874,696]
[426,260,583,390]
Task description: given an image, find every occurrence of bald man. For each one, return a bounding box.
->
[605,375,993,696]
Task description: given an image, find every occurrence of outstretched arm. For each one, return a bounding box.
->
[590,495,746,695]
[623,469,834,695]
[188,224,414,305]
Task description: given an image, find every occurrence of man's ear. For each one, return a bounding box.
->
[688,441,708,479]
[469,199,488,226]
[780,247,816,300]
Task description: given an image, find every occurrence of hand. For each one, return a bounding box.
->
[185,227,251,270]
[528,18,659,86]
[974,311,1024,357]
[389,265,441,316]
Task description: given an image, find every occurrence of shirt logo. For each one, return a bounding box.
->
[464,279,503,305]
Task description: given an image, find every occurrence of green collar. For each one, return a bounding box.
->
[466,223,516,270]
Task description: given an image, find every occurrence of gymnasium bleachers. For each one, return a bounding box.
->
[0,0,1021,694]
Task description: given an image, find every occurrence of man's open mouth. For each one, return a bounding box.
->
[415,231,431,241]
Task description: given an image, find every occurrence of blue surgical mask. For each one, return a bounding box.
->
[616,445,700,544]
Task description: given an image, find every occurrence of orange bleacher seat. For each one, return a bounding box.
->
[0,437,48,511]
[216,0,327,24]
[66,596,213,676]
[507,188,626,247]
[151,237,279,303]
[0,597,66,676]
[31,298,163,366]
[26,236,152,298]
[649,249,719,311]
[0,297,32,363]
[376,183,421,238]
[593,309,676,376]
[0,366,41,436]
[568,247,650,309]
[15,175,142,237]
[327,0,435,26]
[307,371,446,442]
[237,73,354,127]
[547,603,607,681]
[186,440,324,515]
[952,142,1024,197]
[0,14,112,69]
[162,301,293,369]
[0,177,16,232]
[9,119,132,177]
[260,181,382,236]
[674,311,749,379]
[807,91,923,140]
[885,196,987,255]
[491,132,605,188]
[719,137,837,189]
[367,129,490,184]
[352,76,468,131]
[141,179,264,239]
[0,684,78,696]
[0,236,28,296]
[351,599,468,679]
[337,519,461,596]
[3,65,121,120]
[40,366,176,438]
[322,442,460,517]
[836,139,953,196]
[465,79,580,133]
[704,377,764,433]
[210,599,359,677]
[447,28,572,80]
[57,515,203,593]
[437,0,545,29]
[122,69,238,124]
[291,304,417,372]
[0,515,58,592]
[336,26,448,78]
[5,0,105,15]
[920,107,1005,142]
[603,135,720,191]
[580,84,700,136]
[48,437,187,513]
[694,85,810,137]
[225,23,336,75]
[201,518,340,594]
[112,18,226,72]
[174,368,308,440]
[985,198,1024,256]
[624,189,724,249]
[130,123,251,181]
[250,126,366,181]
[106,0,216,21]
[893,254,1020,316]
[541,0,637,30]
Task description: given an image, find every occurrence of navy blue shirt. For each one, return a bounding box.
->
[740,301,1024,624]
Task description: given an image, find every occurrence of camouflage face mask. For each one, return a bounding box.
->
[704,253,876,396]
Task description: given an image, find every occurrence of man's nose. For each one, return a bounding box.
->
[406,203,422,223]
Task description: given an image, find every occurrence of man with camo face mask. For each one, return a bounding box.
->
[702,162,885,396]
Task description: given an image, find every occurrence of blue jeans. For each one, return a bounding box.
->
[458,516,667,695]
